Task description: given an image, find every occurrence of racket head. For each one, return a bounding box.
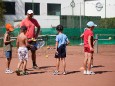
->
[35,39,45,49]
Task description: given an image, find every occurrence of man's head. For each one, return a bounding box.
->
[87,21,97,29]
[5,23,14,32]
[56,25,64,32]
[20,26,27,34]
[27,10,34,18]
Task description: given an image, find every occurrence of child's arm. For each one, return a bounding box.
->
[66,40,70,45]
[26,37,33,48]
[4,34,11,44]
[93,39,97,46]
[55,41,58,54]
[16,36,19,48]
[80,33,84,38]
[66,38,70,45]
[88,35,94,51]
[55,41,58,50]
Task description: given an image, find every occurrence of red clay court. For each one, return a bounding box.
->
[0,45,115,86]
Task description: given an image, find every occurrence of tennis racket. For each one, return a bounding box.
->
[35,39,45,49]
[30,38,45,49]
[94,37,112,41]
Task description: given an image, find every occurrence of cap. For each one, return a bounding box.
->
[27,10,33,14]
[87,21,97,27]
[20,26,27,31]
[5,23,14,31]
[56,25,63,31]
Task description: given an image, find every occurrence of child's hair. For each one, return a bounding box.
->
[20,26,27,32]
[56,25,63,31]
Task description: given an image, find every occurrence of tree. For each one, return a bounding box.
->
[0,0,5,26]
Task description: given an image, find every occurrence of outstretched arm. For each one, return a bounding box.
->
[4,34,14,44]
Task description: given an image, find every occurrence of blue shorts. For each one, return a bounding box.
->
[5,51,12,58]
[27,41,37,51]
[55,44,66,58]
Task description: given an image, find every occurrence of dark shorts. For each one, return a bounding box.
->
[55,44,66,58]
[84,47,94,53]
[27,41,37,51]
[5,51,12,58]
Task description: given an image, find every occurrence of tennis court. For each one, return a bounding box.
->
[0,45,115,86]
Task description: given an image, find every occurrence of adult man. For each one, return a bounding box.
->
[20,10,40,69]
[83,21,97,75]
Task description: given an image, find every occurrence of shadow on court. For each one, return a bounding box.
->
[39,66,56,69]
[95,71,113,74]
[93,65,105,68]
[29,71,45,75]
[67,71,81,75]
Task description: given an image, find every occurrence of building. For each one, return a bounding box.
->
[85,0,115,18]
[3,0,115,28]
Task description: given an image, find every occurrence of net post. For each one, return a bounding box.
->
[95,34,98,53]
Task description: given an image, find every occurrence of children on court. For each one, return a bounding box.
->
[83,21,97,75]
[53,25,70,75]
[4,23,14,74]
[16,26,30,75]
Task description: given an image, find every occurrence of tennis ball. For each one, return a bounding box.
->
[33,39,36,41]
[109,37,112,40]
[32,38,36,41]
[45,55,48,58]
[47,46,50,49]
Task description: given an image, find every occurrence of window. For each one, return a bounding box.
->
[25,3,40,15]
[3,1,15,15]
[47,4,61,16]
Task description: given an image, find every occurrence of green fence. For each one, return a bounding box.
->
[0,28,115,47]
[60,16,101,28]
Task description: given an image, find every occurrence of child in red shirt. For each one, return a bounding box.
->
[83,21,97,75]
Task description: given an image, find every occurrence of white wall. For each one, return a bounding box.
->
[85,0,115,18]
[4,0,85,28]
[3,0,115,28]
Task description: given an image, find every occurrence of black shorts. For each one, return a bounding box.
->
[55,44,66,58]
[27,41,37,51]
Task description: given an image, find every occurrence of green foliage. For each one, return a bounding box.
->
[0,0,5,26]
[99,18,115,29]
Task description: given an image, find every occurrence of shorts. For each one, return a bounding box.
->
[18,47,28,61]
[84,47,94,53]
[27,41,37,51]
[55,44,66,58]
[5,51,12,58]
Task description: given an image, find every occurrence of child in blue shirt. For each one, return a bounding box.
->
[53,25,69,75]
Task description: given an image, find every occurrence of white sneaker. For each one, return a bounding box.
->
[8,69,13,74]
[62,71,67,75]
[83,70,87,75]
[5,69,13,74]
[87,71,95,75]
[5,69,9,74]
[53,70,59,75]
[91,65,94,68]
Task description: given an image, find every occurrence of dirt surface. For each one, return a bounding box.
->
[0,45,115,86]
